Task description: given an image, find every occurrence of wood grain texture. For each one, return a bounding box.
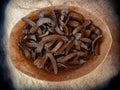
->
[5,0,120,90]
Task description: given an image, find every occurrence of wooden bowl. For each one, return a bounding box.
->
[8,6,112,81]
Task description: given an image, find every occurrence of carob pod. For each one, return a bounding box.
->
[18,8,103,74]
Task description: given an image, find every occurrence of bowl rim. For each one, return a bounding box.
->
[8,5,112,82]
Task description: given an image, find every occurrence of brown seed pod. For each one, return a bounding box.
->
[18,8,103,75]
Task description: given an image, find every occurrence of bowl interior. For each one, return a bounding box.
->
[8,6,112,81]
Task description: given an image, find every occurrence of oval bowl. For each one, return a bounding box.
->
[8,6,112,81]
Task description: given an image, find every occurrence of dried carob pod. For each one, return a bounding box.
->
[18,8,103,74]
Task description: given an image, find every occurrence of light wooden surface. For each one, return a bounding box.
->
[5,0,120,90]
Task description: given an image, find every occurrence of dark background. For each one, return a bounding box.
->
[0,0,120,90]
